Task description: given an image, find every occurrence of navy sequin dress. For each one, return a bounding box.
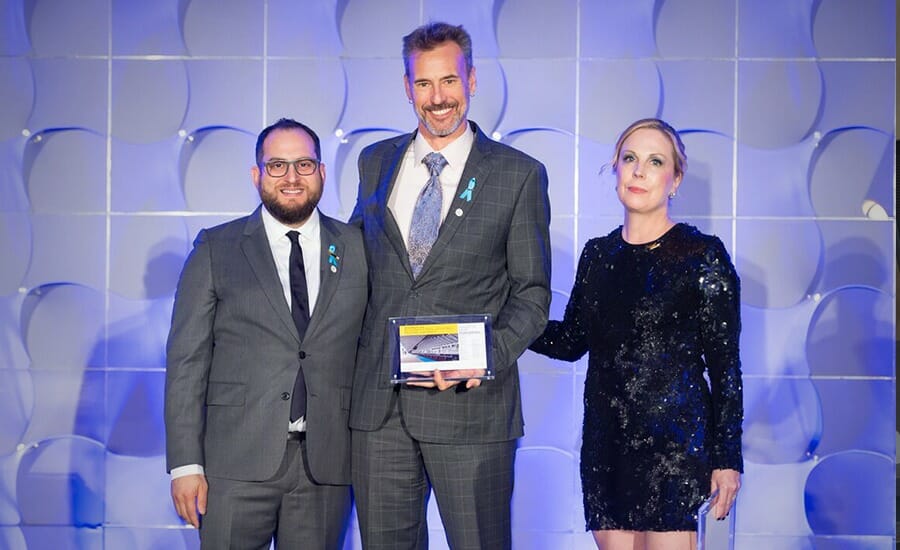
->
[530,223,743,532]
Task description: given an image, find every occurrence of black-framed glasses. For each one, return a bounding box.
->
[263,158,320,177]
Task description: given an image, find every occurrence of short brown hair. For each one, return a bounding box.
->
[255,118,321,166]
[402,22,473,76]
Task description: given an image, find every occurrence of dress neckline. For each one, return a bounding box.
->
[619,222,682,251]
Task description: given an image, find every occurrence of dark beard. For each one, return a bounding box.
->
[260,188,320,226]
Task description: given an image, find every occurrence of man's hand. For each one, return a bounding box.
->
[406,369,485,391]
[171,474,208,528]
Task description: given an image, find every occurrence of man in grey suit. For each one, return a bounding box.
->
[165,118,367,549]
[350,22,551,549]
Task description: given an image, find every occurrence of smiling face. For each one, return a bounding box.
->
[251,128,324,227]
[614,127,682,216]
[404,41,476,150]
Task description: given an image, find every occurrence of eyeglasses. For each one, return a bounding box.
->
[263,158,320,177]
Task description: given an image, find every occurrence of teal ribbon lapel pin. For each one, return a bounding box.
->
[328,244,339,273]
[459,177,476,202]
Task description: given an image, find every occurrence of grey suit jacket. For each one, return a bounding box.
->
[165,206,367,484]
[349,121,551,443]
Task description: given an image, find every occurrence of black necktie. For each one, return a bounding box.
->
[286,230,308,421]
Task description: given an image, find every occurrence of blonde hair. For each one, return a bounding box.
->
[609,118,687,178]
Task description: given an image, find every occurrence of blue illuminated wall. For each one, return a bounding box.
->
[0,1,895,549]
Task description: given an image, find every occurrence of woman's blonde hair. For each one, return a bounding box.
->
[609,118,687,178]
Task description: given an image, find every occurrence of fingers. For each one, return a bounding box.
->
[715,493,736,520]
[433,370,459,391]
[404,371,437,388]
[712,491,731,520]
[436,369,486,391]
[405,370,458,390]
[713,494,731,520]
[171,474,206,529]
[184,496,201,529]
[197,478,208,516]
[710,469,741,520]
[407,369,485,391]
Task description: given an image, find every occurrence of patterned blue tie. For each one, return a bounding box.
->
[408,152,448,278]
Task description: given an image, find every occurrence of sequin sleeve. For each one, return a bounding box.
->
[528,239,596,362]
[698,237,744,472]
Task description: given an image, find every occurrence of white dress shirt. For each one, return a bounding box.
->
[388,127,475,248]
[171,207,322,480]
[262,206,322,317]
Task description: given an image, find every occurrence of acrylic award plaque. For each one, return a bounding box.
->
[697,490,736,550]
[389,314,494,384]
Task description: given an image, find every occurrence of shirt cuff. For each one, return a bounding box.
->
[171,464,205,480]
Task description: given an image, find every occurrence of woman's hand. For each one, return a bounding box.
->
[710,468,741,520]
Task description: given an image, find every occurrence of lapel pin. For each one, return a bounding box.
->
[454,208,463,217]
[328,244,339,272]
[458,177,476,202]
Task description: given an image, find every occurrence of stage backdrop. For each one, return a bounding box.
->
[0,1,895,548]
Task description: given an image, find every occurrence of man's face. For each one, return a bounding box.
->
[404,41,476,149]
[251,128,325,227]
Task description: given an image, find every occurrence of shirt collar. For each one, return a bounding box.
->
[260,205,321,243]
[413,124,474,169]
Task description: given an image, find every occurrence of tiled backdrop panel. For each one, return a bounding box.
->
[0,1,895,549]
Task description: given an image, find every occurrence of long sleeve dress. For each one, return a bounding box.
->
[530,223,743,532]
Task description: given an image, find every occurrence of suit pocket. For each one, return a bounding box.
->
[206,381,246,406]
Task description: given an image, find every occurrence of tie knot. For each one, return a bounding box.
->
[286,230,300,244]
[423,152,448,177]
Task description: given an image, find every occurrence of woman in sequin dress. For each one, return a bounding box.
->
[530,118,743,549]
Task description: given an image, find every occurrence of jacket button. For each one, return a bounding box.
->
[298,351,306,359]
[281,392,290,400]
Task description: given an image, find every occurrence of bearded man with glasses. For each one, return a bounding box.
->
[165,118,368,549]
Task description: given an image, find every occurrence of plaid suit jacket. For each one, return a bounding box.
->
[349,121,551,443]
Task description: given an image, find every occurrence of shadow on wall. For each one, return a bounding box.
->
[93,239,184,457]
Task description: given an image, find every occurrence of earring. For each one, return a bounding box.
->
[408,99,413,104]
[668,190,677,199]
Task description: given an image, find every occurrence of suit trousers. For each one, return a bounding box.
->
[351,394,517,550]
[200,436,351,550]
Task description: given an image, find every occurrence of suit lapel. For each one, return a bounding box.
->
[377,134,416,276]
[417,123,494,277]
[307,215,343,336]
[241,206,300,343]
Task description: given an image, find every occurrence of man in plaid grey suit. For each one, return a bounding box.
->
[349,22,551,550]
